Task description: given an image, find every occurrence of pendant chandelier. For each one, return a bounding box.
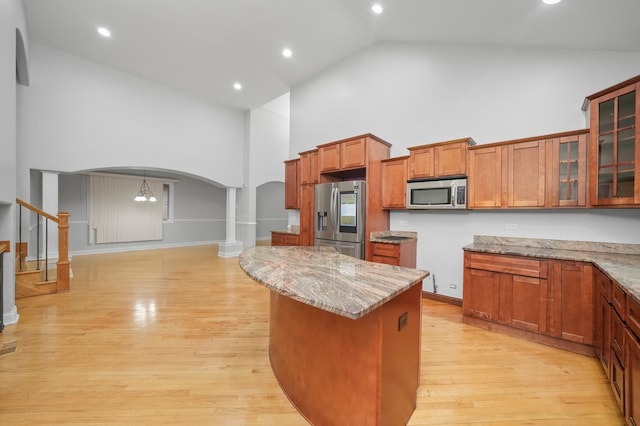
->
[134,175,157,202]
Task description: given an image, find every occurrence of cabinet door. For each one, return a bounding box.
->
[468,145,503,208]
[626,328,640,424]
[463,267,500,321]
[547,134,588,207]
[381,157,408,209]
[499,274,549,333]
[436,141,467,177]
[596,294,612,379]
[284,159,300,209]
[590,82,640,206]
[318,143,341,172]
[408,146,435,179]
[300,150,318,185]
[271,232,284,246]
[549,261,594,344]
[341,138,366,170]
[612,347,626,414]
[299,184,315,246]
[506,140,546,207]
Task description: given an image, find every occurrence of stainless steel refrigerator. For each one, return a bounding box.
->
[314,180,366,259]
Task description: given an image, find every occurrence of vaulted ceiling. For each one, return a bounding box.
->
[23,0,640,111]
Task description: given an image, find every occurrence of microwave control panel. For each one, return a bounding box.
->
[456,185,466,205]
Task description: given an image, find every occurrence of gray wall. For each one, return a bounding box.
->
[256,181,287,240]
[59,173,227,255]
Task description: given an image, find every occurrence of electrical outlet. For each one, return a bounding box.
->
[449,283,457,289]
[505,223,518,230]
[398,312,408,331]
[397,220,408,226]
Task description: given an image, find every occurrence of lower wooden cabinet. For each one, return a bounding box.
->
[626,327,640,425]
[271,232,299,246]
[463,252,593,352]
[370,240,416,268]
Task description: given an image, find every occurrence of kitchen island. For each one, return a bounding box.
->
[239,246,429,426]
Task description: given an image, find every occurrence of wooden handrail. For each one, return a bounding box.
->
[16,198,59,223]
[0,240,9,254]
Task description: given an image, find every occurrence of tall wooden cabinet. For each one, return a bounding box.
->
[586,75,640,207]
[284,159,300,209]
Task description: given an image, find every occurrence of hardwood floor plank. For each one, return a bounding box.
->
[0,246,624,425]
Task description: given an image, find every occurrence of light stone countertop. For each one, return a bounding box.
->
[464,235,640,306]
[370,230,418,244]
[238,246,429,320]
[271,225,300,235]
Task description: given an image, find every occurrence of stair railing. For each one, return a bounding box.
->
[15,198,70,293]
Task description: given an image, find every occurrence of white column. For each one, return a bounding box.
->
[218,187,244,258]
[42,171,59,260]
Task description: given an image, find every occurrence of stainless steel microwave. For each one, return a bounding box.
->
[406,176,467,209]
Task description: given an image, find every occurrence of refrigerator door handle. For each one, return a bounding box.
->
[330,185,338,237]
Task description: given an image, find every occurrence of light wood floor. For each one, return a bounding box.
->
[0,245,624,425]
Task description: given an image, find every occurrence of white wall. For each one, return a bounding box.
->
[17,43,246,195]
[290,41,640,298]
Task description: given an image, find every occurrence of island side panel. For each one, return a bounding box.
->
[269,290,381,425]
[268,281,422,426]
[381,282,422,426]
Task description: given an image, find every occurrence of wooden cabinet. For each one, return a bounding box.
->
[549,260,593,345]
[594,268,612,378]
[370,240,416,268]
[299,184,315,246]
[381,156,408,209]
[407,137,474,180]
[271,231,299,246]
[547,131,589,207]
[506,140,546,207]
[586,75,640,207]
[625,327,640,425]
[318,137,366,172]
[468,144,503,208]
[284,159,300,209]
[463,252,549,333]
[299,149,319,185]
[468,130,590,209]
[463,251,596,354]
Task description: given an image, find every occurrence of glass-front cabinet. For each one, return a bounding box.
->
[588,76,640,206]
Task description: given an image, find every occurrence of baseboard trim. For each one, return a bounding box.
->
[422,291,462,306]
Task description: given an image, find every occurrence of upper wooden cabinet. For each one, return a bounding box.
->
[407,138,475,180]
[299,149,319,185]
[468,130,589,209]
[547,131,589,208]
[381,156,408,209]
[318,136,367,172]
[284,159,300,209]
[585,75,640,207]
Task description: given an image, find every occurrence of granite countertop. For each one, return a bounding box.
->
[464,235,640,305]
[238,246,429,320]
[370,231,418,244]
[271,225,300,235]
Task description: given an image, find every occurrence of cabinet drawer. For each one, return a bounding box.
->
[371,242,400,258]
[283,234,299,246]
[597,269,612,302]
[612,283,627,318]
[371,255,399,266]
[465,252,547,278]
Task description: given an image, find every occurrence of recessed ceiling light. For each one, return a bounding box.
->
[97,27,111,38]
[233,82,242,90]
[282,48,293,58]
[542,0,562,4]
[371,4,383,14]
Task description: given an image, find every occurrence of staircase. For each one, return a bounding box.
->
[15,199,70,299]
